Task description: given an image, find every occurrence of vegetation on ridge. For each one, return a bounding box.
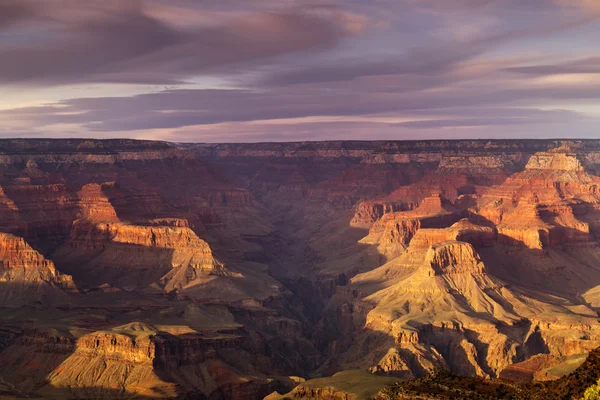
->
[378,347,600,400]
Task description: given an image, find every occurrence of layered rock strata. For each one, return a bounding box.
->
[0,233,76,306]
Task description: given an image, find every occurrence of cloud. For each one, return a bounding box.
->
[392,110,583,129]
[2,72,598,133]
[260,41,483,86]
[0,0,37,30]
[556,0,600,13]
[1,0,600,142]
[505,57,600,75]
[0,1,363,86]
[86,111,596,143]
[254,0,600,88]
[411,0,600,13]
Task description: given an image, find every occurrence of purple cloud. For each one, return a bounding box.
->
[0,0,599,141]
[0,1,37,30]
[506,57,600,75]
[0,1,362,86]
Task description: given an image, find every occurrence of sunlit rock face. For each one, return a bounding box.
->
[0,232,76,307]
[350,153,513,227]
[3,139,600,399]
[408,219,496,250]
[359,194,462,258]
[525,149,586,171]
[54,220,224,290]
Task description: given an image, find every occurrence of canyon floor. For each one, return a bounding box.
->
[1,139,600,399]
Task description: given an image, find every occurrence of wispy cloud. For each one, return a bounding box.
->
[0,1,363,86]
[0,0,599,141]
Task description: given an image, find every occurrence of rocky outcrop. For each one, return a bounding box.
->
[350,201,410,227]
[53,220,224,289]
[378,347,600,400]
[496,204,551,250]
[0,233,76,306]
[44,325,231,398]
[350,175,466,227]
[408,219,496,250]
[341,238,600,379]
[350,153,512,226]
[525,149,586,171]
[359,195,461,257]
[425,241,485,275]
[480,149,600,208]
[76,183,119,222]
[0,322,296,400]
[476,149,600,251]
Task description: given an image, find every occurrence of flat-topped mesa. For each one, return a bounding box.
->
[72,330,155,364]
[497,204,550,250]
[54,220,223,289]
[360,195,462,257]
[408,219,496,250]
[0,233,76,306]
[491,201,595,250]
[517,151,599,199]
[41,322,244,399]
[145,217,191,228]
[425,241,485,276]
[1,321,264,400]
[525,148,585,172]
[67,220,214,251]
[476,148,600,236]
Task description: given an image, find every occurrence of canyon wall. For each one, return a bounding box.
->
[0,139,600,399]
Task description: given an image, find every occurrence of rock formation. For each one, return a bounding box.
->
[350,153,511,227]
[54,220,225,290]
[359,194,461,258]
[0,322,295,399]
[408,218,496,249]
[0,233,76,306]
[2,140,600,399]
[339,239,600,379]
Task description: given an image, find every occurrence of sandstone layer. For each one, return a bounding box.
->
[0,232,76,307]
[1,140,600,399]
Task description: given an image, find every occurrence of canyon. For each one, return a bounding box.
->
[1,139,600,399]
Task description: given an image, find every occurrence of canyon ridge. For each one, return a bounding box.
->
[2,139,600,399]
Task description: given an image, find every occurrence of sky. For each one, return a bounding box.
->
[0,0,600,142]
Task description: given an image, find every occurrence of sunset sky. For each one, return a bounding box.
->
[1,0,600,142]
